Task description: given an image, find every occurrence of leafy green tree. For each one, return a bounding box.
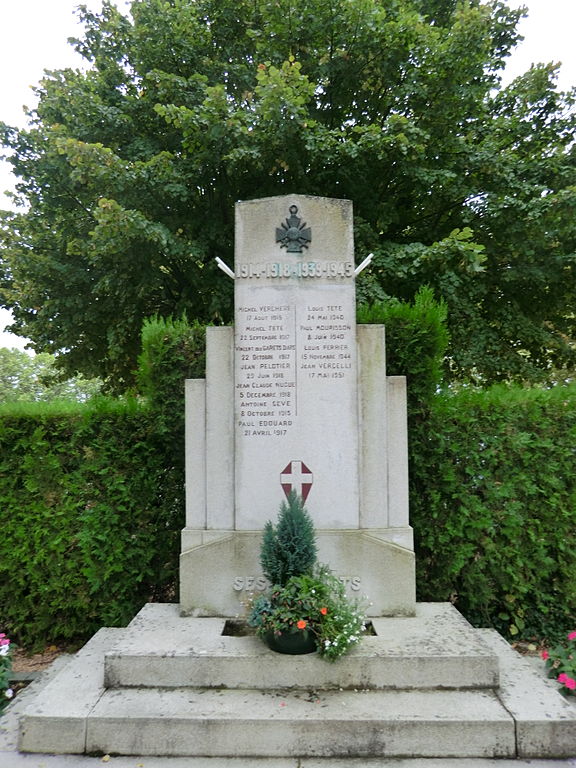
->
[0,348,101,403]
[1,0,574,389]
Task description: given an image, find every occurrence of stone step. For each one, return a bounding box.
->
[104,602,500,691]
[18,605,576,759]
[86,687,515,758]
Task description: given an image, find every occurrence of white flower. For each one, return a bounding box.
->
[0,645,9,657]
[5,688,13,699]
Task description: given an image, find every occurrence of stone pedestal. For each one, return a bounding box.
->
[17,603,576,759]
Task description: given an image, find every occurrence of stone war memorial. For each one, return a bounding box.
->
[15,195,576,761]
[181,194,415,618]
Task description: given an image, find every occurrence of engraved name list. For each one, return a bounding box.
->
[235,298,355,439]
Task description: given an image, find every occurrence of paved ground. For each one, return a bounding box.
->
[1,653,576,768]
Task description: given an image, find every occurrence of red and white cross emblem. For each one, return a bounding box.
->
[280,460,313,502]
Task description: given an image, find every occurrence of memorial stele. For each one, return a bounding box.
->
[180,194,416,617]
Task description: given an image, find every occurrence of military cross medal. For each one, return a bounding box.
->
[275,205,312,253]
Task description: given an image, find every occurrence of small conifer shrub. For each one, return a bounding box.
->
[260,491,317,586]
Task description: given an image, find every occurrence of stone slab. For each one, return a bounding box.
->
[6,665,575,768]
[86,686,514,758]
[358,324,388,528]
[386,375,409,527]
[479,629,576,758]
[206,325,235,529]
[179,530,415,617]
[18,628,122,754]
[105,603,498,691]
[185,378,206,528]
[1,655,72,754]
[3,757,576,768]
[4,666,576,768]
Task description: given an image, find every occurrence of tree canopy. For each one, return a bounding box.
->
[1,0,575,389]
[0,348,101,403]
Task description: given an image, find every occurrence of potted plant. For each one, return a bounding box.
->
[248,491,365,660]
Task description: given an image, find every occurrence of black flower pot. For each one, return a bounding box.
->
[264,629,317,655]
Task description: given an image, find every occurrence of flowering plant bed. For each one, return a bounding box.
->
[0,632,14,712]
[541,629,576,695]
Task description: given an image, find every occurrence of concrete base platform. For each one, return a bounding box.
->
[14,603,576,760]
[104,602,499,690]
[6,677,576,766]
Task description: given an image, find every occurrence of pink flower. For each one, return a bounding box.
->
[558,673,568,684]
[0,638,9,646]
[568,631,576,641]
[565,677,576,690]
[541,650,549,660]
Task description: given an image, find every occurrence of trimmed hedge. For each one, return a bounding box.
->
[411,384,576,641]
[0,317,206,649]
[0,400,172,646]
[357,286,449,414]
[360,289,576,640]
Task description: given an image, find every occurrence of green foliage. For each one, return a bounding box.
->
[357,286,449,413]
[0,401,175,648]
[1,0,574,388]
[260,491,317,586]
[255,491,364,660]
[137,314,207,535]
[0,318,204,649]
[410,382,576,641]
[138,315,206,427]
[0,348,102,404]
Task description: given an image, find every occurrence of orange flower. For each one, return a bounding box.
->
[320,607,328,615]
[296,619,307,630]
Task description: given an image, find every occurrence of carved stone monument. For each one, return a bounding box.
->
[16,194,576,761]
[180,194,416,616]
